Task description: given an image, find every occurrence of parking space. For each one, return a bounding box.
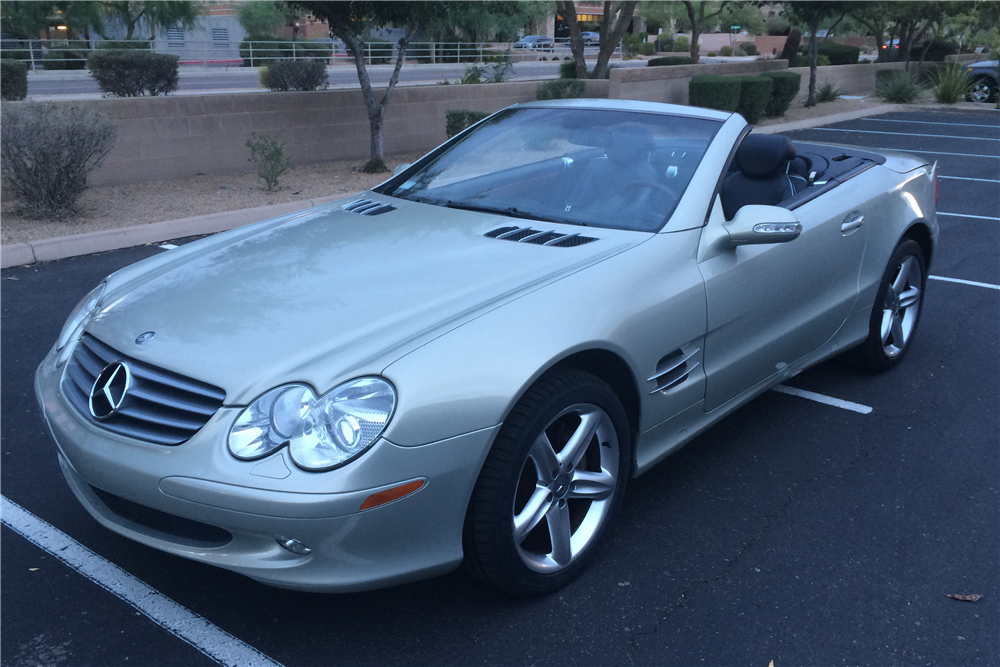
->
[2,109,998,667]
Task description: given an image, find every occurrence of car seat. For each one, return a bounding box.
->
[720,134,806,219]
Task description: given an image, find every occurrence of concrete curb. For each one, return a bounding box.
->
[1,195,341,269]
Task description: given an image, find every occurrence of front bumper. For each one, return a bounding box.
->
[35,346,499,593]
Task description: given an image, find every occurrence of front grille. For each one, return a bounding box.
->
[62,335,226,445]
[91,486,232,548]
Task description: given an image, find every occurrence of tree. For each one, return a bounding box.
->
[1,1,56,39]
[717,3,765,36]
[560,1,638,80]
[782,2,848,106]
[447,1,548,43]
[681,1,728,60]
[289,2,448,173]
[100,1,201,41]
[237,1,289,39]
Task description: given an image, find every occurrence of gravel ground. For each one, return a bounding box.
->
[4,95,970,246]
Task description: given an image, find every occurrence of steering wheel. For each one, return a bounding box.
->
[619,180,682,202]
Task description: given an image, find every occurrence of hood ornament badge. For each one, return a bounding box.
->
[135,332,155,345]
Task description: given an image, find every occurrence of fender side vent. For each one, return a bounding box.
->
[342,199,397,216]
[648,348,700,394]
[484,226,598,247]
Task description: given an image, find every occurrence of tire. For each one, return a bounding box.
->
[968,77,997,104]
[850,238,927,371]
[463,368,630,595]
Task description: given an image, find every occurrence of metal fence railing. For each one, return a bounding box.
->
[0,38,619,70]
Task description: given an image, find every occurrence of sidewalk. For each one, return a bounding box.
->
[0,102,986,270]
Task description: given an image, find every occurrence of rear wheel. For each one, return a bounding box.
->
[850,238,926,371]
[463,368,630,595]
[968,78,997,104]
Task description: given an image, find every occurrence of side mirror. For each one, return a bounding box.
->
[726,205,802,246]
[393,163,412,177]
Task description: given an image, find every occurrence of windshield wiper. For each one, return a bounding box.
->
[445,201,582,226]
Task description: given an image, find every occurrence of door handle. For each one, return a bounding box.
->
[841,215,864,234]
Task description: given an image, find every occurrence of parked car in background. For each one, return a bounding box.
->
[37,100,938,596]
[513,35,555,51]
[581,31,600,46]
[965,60,999,103]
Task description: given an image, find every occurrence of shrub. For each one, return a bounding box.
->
[817,80,842,102]
[1,48,31,61]
[264,59,328,91]
[641,43,655,56]
[461,52,513,84]
[239,39,333,67]
[0,102,117,217]
[928,62,972,103]
[535,79,585,100]
[689,75,741,112]
[739,42,759,56]
[647,56,698,67]
[446,109,490,138]
[258,66,269,88]
[798,53,831,67]
[87,50,179,97]
[560,60,578,78]
[1,60,28,101]
[818,41,860,65]
[707,51,718,57]
[736,75,773,123]
[674,36,689,53]
[246,133,291,190]
[622,33,645,58]
[656,38,673,52]
[761,70,802,116]
[43,49,87,70]
[911,37,959,62]
[720,46,733,57]
[876,70,922,103]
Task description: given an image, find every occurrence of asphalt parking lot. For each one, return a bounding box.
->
[2,108,997,667]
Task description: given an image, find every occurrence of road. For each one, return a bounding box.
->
[2,109,997,667]
[26,58,645,96]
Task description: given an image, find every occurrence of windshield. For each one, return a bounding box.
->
[385,107,722,232]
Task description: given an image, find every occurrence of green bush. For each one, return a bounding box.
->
[239,39,333,67]
[43,50,87,70]
[560,60,578,78]
[911,37,959,62]
[87,50,179,97]
[461,53,513,84]
[1,60,28,101]
[739,42,759,56]
[656,38,673,52]
[720,46,733,57]
[446,109,490,138]
[689,75,741,112]
[876,70,922,103]
[761,70,802,116]
[798,54,831,67]
[707,51,718,57]
[736,75,773,123]
[641,43,655,56]
[246,133,291,190]
[675,36,689,53]
[817,80,842,102]
[535,79,586,100]
[1,48,31,61]
[264,59,328,91]
[647,56,698,67]
[0,102,117,217]
[622,33,645,58]
[928,62,972,103]
[818,41,860,65]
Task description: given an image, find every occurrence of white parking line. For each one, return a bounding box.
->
[863,118,1000,130]
[159,244,179,250]
[867,147,998,159]
[0,496,284,667]
[938,212,1000,221]
[938,175,1000,183]
[771,385,873,414]
[812,127,999,141]
[929,275,1000,290]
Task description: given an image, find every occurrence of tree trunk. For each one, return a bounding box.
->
[806,19,819,106]
[558,1,588,79]
[592,0,638,80]
[683,1,700,59]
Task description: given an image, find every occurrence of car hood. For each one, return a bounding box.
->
[87,195,643,405]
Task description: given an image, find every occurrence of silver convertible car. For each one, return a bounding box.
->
[36,100,938,595]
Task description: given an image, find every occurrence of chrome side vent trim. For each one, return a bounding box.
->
[484,226,598,247]
[648,348,700,394]
[342,199,396,216]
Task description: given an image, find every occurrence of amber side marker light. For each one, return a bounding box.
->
[360,480,424,510]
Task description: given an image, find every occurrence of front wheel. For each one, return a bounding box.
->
[968,78,997,104]
[463,368,630,595]
[850,238,927,371]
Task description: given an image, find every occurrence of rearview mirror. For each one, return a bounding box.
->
[726,205,802,246]
[393,163,412,177]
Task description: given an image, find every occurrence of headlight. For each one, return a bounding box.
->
[228,377,396,471]
[55,283,106,362]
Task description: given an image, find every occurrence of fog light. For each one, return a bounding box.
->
[276,536,312,555]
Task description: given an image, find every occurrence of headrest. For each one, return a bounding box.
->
[735,134,796,178]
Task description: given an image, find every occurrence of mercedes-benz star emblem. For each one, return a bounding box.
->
[135,331,155,345]
[89,361,132,420]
